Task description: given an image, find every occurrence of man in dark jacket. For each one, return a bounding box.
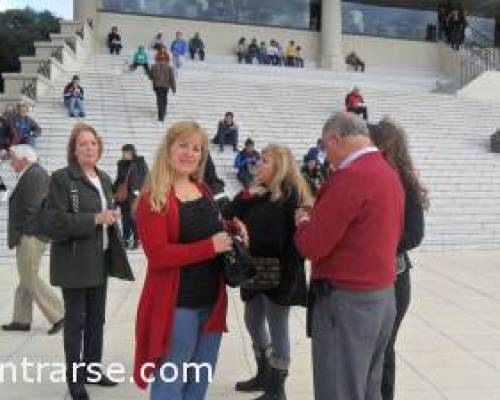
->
[112,144,148,249]
[107,26,122,55]
[149,58,176,121]
[234,138,260,188]
[213,111,239,152]
[3,145,64,334]
[189,32,205,61]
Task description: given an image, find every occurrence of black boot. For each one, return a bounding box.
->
[254,367,288,400]
[235,355,270,392]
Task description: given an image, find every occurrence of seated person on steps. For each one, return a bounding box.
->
[212,112,239,152]
[234,138,260,188]
[63,75,85,118]
[345,86,368,121]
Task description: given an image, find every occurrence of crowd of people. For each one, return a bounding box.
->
[0,108,427,400]
[237,37,305,67]
[0,23,429,400]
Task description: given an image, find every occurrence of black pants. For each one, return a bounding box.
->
[154,87,169,121]
[120,202,137,243]
[109,44,121,55]
[219,130,238,151]
[190,48,205,61]
[62,284,107,385]
[348,106,368,121]
[130,62,150,75]
[382,268,411,400]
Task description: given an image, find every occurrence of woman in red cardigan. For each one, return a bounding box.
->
[133,121,233,399]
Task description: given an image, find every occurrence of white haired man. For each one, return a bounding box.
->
[2,145,64,334]
[295,112,404,400]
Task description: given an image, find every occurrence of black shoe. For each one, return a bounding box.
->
[130,240,138,250]
[124,240,130,249]
[86,371,118,387]
[253,368,288,400]
[68,383,89,400]
[2,322,30,332]
[79,113,85,118]
[48,318,64,335]
[236,355,270,392]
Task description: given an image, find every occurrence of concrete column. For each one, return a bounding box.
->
[321,0,344,71]
[74,0,97,22]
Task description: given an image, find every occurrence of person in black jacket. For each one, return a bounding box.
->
[107,26,122,55]
[112,144,148,250]
[213,112,239,152]
[227,144,312,400]
[369,118,428,400]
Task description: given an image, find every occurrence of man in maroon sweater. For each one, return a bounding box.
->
[295,111,404,400]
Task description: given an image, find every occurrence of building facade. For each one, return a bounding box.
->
[75,0,497,71]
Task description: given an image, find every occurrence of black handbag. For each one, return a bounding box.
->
[207,194,256,287]
[220,234,257,288]
[241,257,281,290]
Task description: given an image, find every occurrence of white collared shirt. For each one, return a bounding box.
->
[338,147,379,170]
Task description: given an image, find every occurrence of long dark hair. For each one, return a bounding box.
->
[369,117,429,209]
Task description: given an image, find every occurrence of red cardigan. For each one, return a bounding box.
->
[295,152,404,291]
[133,185,228,389]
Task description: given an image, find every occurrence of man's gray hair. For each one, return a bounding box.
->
[323,111,369,138]
[10,145,38,164]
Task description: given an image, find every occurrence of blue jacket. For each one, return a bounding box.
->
[234,150,260,171]
[170,39,188,56]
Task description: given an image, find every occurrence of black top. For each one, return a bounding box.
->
[177,196,223,308]
[398,184,425,271]
[112,156,149,204]
[227,186,307,306]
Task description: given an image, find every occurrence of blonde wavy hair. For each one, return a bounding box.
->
[141,121,209,212]
[252,144,313,207]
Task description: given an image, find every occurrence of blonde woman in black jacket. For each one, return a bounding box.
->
[227,145,312,400]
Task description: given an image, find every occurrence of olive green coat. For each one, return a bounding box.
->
[47,163,134,288]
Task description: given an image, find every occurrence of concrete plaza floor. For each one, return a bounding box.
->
[0,250,500,399]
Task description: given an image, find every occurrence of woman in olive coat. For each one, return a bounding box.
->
[47,122,134,400]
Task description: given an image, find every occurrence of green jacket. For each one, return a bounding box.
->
[133,50,149,65]
[47,163,134,288]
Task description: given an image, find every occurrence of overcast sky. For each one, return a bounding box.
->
[0,0,73,18]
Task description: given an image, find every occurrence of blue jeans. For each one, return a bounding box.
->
[173,54,183,78]
[67,97,85,117]
[150,308,222,400]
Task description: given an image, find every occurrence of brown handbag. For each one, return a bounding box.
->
[241,257,281,290]
[113,168,131,202]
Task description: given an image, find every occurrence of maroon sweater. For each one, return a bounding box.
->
[295,152,404,291]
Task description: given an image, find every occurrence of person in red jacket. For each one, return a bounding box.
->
[294,111,404,400]
[345,86,368,120]
[133,121,237,399]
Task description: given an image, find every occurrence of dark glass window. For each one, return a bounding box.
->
[97,0,494,42]
[98,0,320,30]
[342,2,437,41]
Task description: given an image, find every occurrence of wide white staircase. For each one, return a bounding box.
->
[1,53,500,263]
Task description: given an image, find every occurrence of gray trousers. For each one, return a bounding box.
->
[13,235,64,325]
[244,294,291,370]
[312,286,395,400]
